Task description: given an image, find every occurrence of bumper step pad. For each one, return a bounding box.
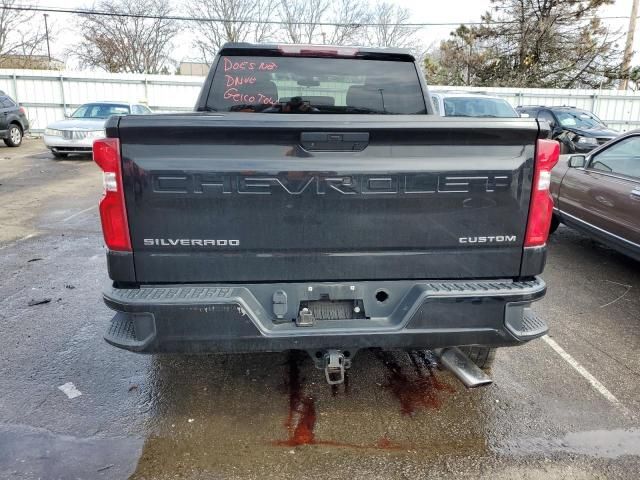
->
[105,279,544,305]
[105,312,154,350]
[505,308,548,338]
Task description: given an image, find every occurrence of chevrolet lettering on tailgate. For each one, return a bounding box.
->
[151,172,513,195]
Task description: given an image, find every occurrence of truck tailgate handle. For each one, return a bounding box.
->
[300,132,369,151]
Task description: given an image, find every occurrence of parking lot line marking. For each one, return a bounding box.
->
[0,233,35,251]
[62,205,96,222]
[542,335,626,411]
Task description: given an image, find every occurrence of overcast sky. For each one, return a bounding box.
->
[35,0,639,69]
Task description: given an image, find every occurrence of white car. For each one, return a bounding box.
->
[43,101,152,158]
[430,92,518,118]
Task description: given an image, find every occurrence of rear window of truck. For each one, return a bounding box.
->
[207,56,427,114]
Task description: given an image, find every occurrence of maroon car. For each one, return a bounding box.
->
[550,130,640,261]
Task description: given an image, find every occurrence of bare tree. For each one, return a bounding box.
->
[366,2,419,49]
[325,0,370,45]
[251,0,279,45]
[187,0,278,64]
[72,0,178,73]
[278,0,329,44]
[0,0,52,67]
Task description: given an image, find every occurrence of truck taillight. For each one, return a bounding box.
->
[524,139,560,247]
[93,138,131,251]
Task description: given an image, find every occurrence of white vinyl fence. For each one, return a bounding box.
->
[430,85,640,132]
[1,68,640,133]
[0,69,203,133]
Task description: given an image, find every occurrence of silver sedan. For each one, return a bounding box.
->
[43,102,152,158]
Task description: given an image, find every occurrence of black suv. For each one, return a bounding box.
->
[0,91,29,147]
[516,105,618,154]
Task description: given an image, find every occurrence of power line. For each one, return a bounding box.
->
[0,4,634,28]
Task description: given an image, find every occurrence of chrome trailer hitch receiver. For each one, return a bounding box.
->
[310,349,352,385]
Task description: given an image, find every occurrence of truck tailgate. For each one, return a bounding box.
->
[116,114,539,283]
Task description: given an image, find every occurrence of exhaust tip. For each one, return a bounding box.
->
[437,347,493,388]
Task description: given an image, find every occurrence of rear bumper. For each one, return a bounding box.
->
[49,147,92,154]
[43,135,94,154]
[103,278,548,353]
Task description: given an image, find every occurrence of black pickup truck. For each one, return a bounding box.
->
[94,43,559,386]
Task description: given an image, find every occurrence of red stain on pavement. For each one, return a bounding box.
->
[274,351,405,450]
[376,350,455,416]
[278,396,317,446]
[376,436,402,450]
[277,351,317,446]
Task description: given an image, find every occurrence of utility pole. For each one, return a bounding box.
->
[43,14,51,63]
[620,0,639,90]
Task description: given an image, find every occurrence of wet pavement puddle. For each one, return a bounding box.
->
[499,428,640,459]
[274,350,457,449]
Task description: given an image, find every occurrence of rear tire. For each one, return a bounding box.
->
[52,151,68,159]
[4,124,22,147]
[459,346,496,370]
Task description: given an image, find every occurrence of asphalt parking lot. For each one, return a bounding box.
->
[0,138,639,479]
